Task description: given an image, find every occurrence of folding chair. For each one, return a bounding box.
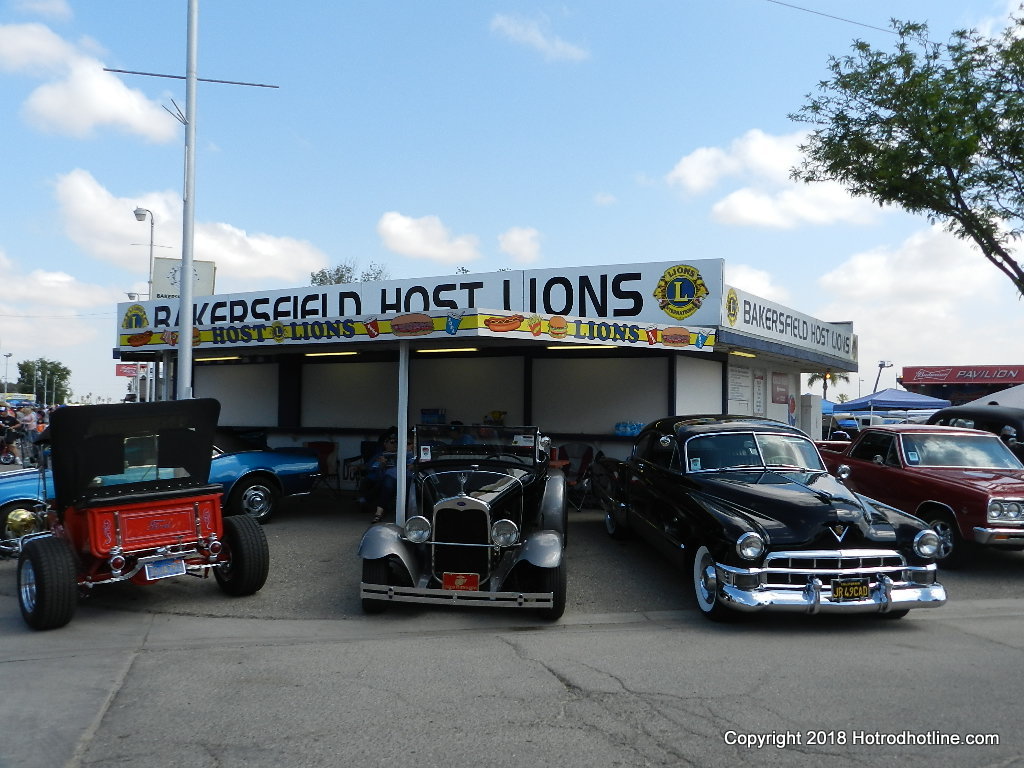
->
[305,441,342,498]
[558,442,596,511]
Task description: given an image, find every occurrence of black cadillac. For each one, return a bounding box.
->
[357,424,567,619]
[594,416,946,621]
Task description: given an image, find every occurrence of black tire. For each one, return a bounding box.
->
[536,559,567,621]
[603,503,630,540]
[214,515,270,596]
[18,537,77,630]
[691,544,736,622]
[926,510,969,569]
[361,557,390,614]
[227,477,279,523]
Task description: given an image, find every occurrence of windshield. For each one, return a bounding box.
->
[900,433,1024,469]
[685,432,825,472]
[414,424,541,464]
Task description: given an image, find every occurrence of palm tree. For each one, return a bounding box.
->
[806,370,850,402]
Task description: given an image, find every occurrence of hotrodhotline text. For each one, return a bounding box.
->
[722,729,1000,749]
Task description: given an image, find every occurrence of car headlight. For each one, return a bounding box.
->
[404,515,431,543]
[490,518,520,547]
[914,529,940,558]
[736,531,765,560]
[1006,502,1022,520]
[989,500,1006,521]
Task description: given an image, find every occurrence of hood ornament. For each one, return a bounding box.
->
[828,523,848,543]
[457,472,469,496]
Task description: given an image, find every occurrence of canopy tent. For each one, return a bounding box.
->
[840,388,950,412]
[966,383,1024,408]
[821,399,838,415]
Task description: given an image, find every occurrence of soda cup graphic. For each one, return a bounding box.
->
[445,312,462,335]
[645,326,659,345]
[365,317,380,338]
[696,329,709,348]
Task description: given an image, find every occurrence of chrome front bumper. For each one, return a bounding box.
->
[973,526,1024,547]
[714,549,946,614]
[360,582,554,609]
[719,576,946,614]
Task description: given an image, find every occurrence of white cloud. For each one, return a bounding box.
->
[724,263,791,304]
[490,14,589,61]
[377,212,481,264]
[498,227,541,264]
[593,192,617,206]
[54,169,328,292]
[810,225,1024,397]
[666,129,880,228]
[0,22,178,141]
[13,0,72,22]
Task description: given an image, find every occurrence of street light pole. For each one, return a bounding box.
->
[873,360,893,394]
[3,353,10,401]
[133,207,157,402]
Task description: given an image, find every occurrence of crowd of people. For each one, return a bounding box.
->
[0,402,52,465]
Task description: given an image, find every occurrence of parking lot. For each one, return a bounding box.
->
[2,489,1024,768]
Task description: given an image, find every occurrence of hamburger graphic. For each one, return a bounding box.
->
[548,315,568,339]
[660,327,691,347]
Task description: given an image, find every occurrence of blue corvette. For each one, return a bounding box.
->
[0,439,320,545]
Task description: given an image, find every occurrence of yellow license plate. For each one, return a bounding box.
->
[831,577,869,601]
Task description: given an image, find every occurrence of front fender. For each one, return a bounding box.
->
[513,530,563,569]
[357,523,418,583]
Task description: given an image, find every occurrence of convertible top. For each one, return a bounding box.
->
[48,399,220,512]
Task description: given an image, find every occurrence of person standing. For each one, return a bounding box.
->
[17,406,38,465]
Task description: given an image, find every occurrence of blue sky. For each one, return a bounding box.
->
[1,0,1021,402]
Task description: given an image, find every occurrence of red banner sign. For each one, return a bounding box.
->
[115,364,139,377]
[902,366,1024,385]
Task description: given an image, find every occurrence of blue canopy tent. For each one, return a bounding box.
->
[840,388,950,412]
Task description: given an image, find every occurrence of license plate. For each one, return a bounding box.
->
[144,557,186,581]
[442,572,480,591]
[831,577,870,601]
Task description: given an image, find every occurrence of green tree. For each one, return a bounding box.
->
[310,258,390,286]
[15,358,72,405]
[790,17,1024,296]
[806,370,850,402]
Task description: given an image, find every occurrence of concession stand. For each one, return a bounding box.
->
[115,258,858,475]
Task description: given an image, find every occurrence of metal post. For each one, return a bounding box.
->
[177,0,199,400]
[395,340,410,525]
[3,353,10,400]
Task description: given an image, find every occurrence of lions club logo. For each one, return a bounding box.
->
[653,264,709,322]
[726,288,739,327]
[121,304,149,330]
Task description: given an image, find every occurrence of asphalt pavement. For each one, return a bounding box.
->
[2,486,1024,768]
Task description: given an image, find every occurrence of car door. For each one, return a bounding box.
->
[627,432,695,563]
[839,430,903,504]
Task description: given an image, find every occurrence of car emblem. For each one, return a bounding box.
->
[828,523,848,542]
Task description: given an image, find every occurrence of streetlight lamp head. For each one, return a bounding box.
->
[134,207,148,221]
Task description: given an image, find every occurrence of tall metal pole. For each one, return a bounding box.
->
[177,0,199,400]
[3,353,10,400]
[134,207,158,402]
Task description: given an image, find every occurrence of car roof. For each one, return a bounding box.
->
[927,405,1024,426]
[856,423,1000,438]
[642,415,807,439]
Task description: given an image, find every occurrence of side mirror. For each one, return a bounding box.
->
[836,464,851,481]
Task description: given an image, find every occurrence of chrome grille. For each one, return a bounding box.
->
[431,505,490,581]
[763,549,907,588]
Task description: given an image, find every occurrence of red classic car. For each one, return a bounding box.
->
[819,424,1024,567]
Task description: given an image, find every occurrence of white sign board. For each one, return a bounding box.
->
[152,257,217,300]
